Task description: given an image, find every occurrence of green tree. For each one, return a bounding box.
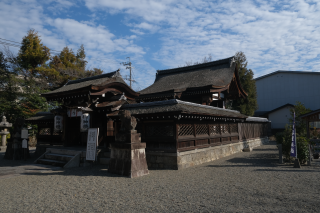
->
[76,44,87,69]
[2,30,105,122]
[0,50,25,123]
[17,29,50,77]
[276,127,309,164]
[231,51,258,116]
[12,29,49,117]
[49,45,102,88]
[289,101,312,136]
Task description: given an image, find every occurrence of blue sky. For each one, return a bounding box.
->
[0,0,319,91]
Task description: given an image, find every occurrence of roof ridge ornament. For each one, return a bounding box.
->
[119,92,127,101]
[113,69,121,77]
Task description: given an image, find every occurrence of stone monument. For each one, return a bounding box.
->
[0,116,12,148]
[108,110,149,178]
[4,118,28,160]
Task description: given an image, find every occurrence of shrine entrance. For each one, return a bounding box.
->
[65,117,82,146]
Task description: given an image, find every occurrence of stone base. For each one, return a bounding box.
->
[294,159,301,168]
[243,147,253,152]
[146,137,269,170]
[4,140,30,160]
[108,142,149,178]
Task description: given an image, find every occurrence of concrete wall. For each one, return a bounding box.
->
[268,106,293,129]
[256,72,320,112]
[146,137,268,170]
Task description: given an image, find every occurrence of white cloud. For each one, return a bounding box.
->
[1,0,320,90]
[0,0,148,75]
[85,0,320,80]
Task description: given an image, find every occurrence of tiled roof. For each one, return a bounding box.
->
[139,57,235,95]
[121,99,247,118]
[43,70,126,95]
[25,112,54,121]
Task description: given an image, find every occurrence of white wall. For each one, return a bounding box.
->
[256,72,320,112]
[268,106,293,129]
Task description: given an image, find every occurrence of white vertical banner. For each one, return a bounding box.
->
[22,139,28,148]
[21,129,28,139]
[54,115,63,131]
[86,128,99,161]
[80,113,90,132]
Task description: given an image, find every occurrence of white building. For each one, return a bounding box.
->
[255,71,320,129]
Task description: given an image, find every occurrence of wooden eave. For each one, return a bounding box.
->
[107,111,246,122]
[91,82,139,98]
[138,85,231,101]
[42,82,139,102]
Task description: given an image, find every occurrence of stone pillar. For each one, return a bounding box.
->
[0,116,12,148]
[1,134,6,146]
[108,111,149,178]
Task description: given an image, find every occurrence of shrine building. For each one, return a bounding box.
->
[27,57,270,170]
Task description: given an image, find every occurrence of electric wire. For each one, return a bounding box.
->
[1,37,145,90]
[0,37,113,62]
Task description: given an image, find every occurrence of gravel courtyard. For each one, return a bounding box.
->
[1,143,320,213]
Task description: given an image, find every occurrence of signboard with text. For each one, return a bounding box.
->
[54,115,63,131]
[80,113,90,132]
[21,129,28,139]
[86,128,99,161]
[22,139,28,148]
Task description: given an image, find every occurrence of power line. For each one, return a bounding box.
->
[0,37,62,53]
[0,37,114,62]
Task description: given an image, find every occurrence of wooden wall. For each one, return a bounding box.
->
[137,120,269,152]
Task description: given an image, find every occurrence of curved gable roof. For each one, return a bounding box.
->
[140,57,236,95]
[42,70,128,96]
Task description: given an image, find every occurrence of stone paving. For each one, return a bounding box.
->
[0,143,320,212]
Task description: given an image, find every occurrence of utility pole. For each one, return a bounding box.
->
[120,57,135,88]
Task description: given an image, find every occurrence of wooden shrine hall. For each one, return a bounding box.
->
[137,56,247,108]
[27,57,270,170]
[30,70,139,148]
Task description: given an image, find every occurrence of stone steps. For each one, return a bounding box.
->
[35,149,82,168]
[37,158,67,167]
[45,153,74,162]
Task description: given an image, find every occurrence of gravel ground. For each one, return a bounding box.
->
[0,142,320,213]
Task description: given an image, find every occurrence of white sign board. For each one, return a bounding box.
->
[80,113,90,132]
[22,139,28,148]
[86,128,99,161]
[21,129,28,139]
[54,115,63,131]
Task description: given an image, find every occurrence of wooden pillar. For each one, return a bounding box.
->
[175,123,179,151]
[106,119,114,136]
[62,114,67,146]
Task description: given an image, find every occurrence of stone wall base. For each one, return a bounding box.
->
[109,143,149,178]
[146,137,268,170]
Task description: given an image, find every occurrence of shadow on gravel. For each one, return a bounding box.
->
[208,153,279,168]
[0,151,38,168]
[254,168,319,173]
[250,148,278,151]
[19,165,132,178]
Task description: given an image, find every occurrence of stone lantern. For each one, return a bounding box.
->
[0,116,12,147]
